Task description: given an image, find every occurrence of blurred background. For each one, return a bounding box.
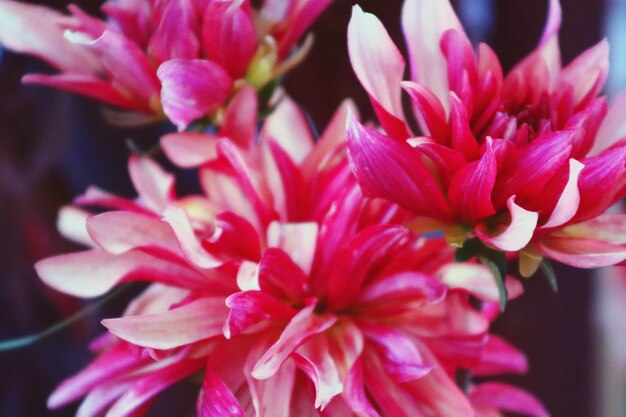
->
[0,0,625,416]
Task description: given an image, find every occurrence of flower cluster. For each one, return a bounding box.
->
[0,0,624,416]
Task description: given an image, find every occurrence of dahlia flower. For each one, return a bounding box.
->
[346,0,626,276]
[33,101,546,416]
[0,0,331,129]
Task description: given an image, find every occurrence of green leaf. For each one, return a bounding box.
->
[479,255,508,312]
[539,259,558,293]
[454,238,483,262]
[0,285,131,353]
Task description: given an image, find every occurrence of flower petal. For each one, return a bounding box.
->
[161,132,220,167]
[346,115,454,221]
[251,305,337,379]
[438,263,524,302]
[0,1,101,73]
[348,6,408,139]
[220,85,258,148]
[470,382,549,417]
[447,139,496,224]
[102,297,228,350]
[157,58,233,131]
[475,196,539,252]
[147,0,199,63]
[401,0,463,111]
[540,158,584,229]
[197,368,246,417]
[201,0,256,78]
[128,155,175,214]
[538,236,626,268]
[593,90,626,155]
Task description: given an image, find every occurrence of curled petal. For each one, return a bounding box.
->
[224,290,296,338]
[102,297,228,350]
[251,306,337,379]
[564,214,626,244]
[541,159,584,229]
[475,196,538,252]
[157,59,233,131]
[162,205,222,269]
[293,335,343,409]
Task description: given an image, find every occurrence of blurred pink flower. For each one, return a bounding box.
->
[33,100,546,416]
[0,0,331,129]
[346,0,626,275]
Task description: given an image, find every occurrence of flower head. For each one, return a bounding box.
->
[0,0,332,129]
[346,0,626,275]
[34,100,546,417]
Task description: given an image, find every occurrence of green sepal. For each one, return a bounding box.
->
[539,259,558,293]
[479,255,508,312]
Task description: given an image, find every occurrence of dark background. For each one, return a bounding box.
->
[0,0,612,416]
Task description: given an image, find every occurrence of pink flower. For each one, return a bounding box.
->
[0,0,332,129]
[34,100,546,416]
[346,0,626,275]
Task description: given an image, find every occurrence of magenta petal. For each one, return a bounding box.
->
[359,321,431,383]
[197,368,246,417]
[71,29,161,105]
[0,1,101,73]
[343,359,381,417]
[358,271,446,307]
[48,343,147,408]
[220,85,258,148]
[22,73,147,111]
[470,382,549,417]
[201,0,256,78]
[224,290,296,338]
[475,196,538,252]
[157,59,233,131]
[107,357,205,417]
[246,352,297,417]
[413,142,466,188]
[448,139,496,224]
[346,115,454,221]
[258,248,308,300]
[540,159,584,229]
[538,236,626,268]
[251,306,337,379]
[102,297,228,349]
[472,336,528,377]
[148,0,199,63]
[575,144,626,221]
[402,81,449,141]
[161,132,220,167]
[448,93,480,160]
[348,6,409,139]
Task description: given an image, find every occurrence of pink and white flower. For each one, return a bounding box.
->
[346,0,626,275]
[0,0,332,129]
